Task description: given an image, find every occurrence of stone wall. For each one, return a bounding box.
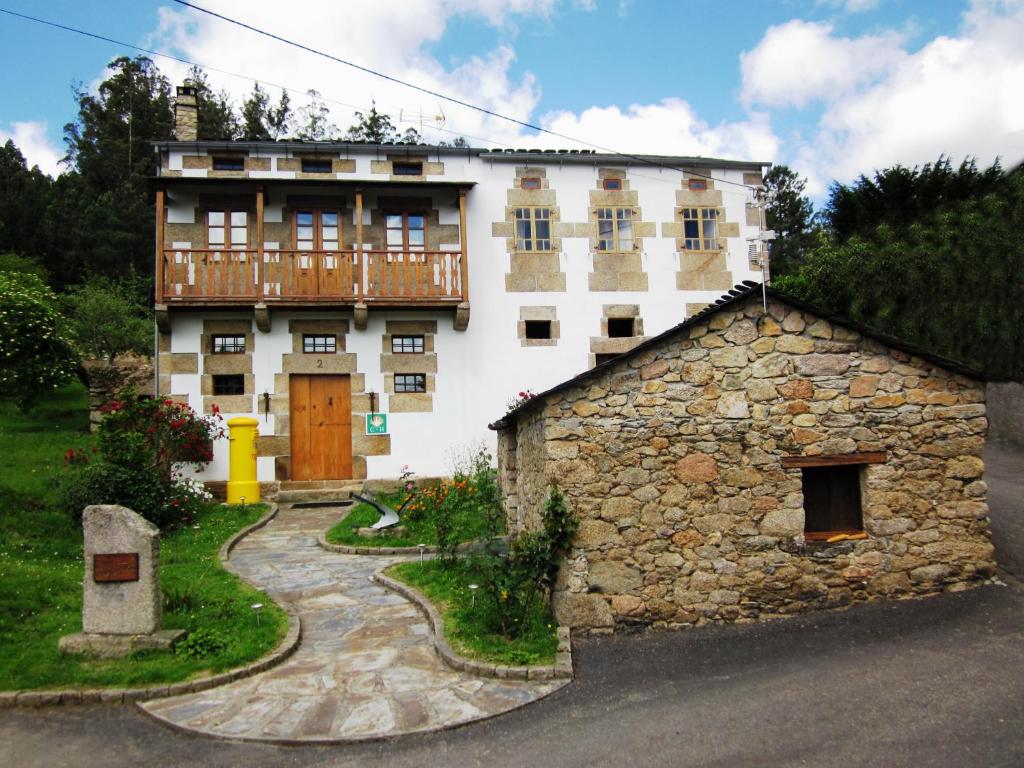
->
[82,356,155,430]
[499,295,996,632]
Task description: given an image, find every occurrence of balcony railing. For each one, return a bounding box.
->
[160,249,465,304]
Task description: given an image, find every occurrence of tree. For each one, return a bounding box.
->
[186,66,239,141]
[240,82,291,140]
[344,102,420,143]
[0,270,77,409]
[295,90,339,141]
[61,276,152,363]
[763,164,815,277]
[775,159,1024,380]
[0,140,53,258]
[822,156,1004,243]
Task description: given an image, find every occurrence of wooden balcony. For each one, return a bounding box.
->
[159,248,465,306]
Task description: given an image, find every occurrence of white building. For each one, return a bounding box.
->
[155,86,770,492]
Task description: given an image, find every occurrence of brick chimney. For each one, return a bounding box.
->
[174,85,198,142]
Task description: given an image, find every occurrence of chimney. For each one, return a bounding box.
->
[174,85,198,142]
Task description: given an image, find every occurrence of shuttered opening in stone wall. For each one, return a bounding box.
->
[802,466,863,538]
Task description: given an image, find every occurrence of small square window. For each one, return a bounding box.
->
[802,466,864,540]
[524,320,552,340]
[521,177,542,190]
[212,156,245,171]
[212,335,246,354]
[607,318,635,338]
[393,162,423,176]
[688,178,708,191]
[303,335,336,353]
[594,353,619,366]
[392,335,425,354]
[212,374,245,396]
[602,178,622,190]
[394,373,426,393]
[301,158,332,173]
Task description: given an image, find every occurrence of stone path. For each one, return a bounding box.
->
[141,505,567,743]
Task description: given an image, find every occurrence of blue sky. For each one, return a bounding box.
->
[1,0,1020,199]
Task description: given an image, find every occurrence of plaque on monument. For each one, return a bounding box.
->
[93,553,140,583]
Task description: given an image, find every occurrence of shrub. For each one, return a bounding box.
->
[476,486,577,639]
[59,462,169,525]
[174,627,228,659]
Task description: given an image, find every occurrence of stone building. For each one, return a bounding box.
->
[491,282,997,632]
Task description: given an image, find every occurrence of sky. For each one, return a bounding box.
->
[1,0,1022,200]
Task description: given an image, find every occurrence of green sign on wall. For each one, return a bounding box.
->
[365,413,388,435]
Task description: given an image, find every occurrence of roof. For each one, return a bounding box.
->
[152,140,769,171]
[489,281,985,430]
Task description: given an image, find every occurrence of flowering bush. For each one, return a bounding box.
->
[505,389,537,413]
[61,393,224,528]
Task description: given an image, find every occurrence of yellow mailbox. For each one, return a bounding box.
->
[227,416,260,504]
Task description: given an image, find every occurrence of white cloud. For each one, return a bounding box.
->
[817,0,881,14]
[0,121,63,177]
[740,20,905,109]
[798,0,1024,189]
[541,99,779,161]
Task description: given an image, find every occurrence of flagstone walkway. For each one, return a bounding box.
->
[141,505,567,743]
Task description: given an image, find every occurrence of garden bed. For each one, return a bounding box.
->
[0,384,288,691]
[385,560,558,667]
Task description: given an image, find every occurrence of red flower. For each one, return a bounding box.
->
[210,403,220,415]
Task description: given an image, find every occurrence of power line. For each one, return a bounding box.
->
[171,0,760,190]
[0,6,507,149]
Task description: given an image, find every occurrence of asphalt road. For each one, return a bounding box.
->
[2,445,1021,768]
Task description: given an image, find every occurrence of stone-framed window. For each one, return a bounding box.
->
[393,161,424,176]
[514,207,553,252]
[596,207,635,252]
[382,320,437,412]
[302,334,336,353]
[589,304,645,366]
[212,374,245,396]
[681,207,721,251]
[521,177,542,190]
[395,373,427,393]
[518,306,559,347]
[300,158,332,174]
[212,156,245,171]
[370,154,444,180]
[211,335,246,354]
[801,466,864,540]
[602,178,622,191]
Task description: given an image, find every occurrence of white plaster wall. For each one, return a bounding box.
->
[163,148,764,481]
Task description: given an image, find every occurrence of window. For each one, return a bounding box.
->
[521,177,542,190]
[393,161,423,176]
[392,335,425,354]
[802,466,864,540]
[597,207,634,252]
[303,335,336,353]
[212,156,245,171]
[212,374,245,396]
[394,373,426,393]
[524,320,552,340]
[385,212,426,252]
[208,210,248,249]
[514,207,552,251]
[687,178,708,191]
[607,318,635,338]
[594,353,619,366]
[295,210,341,251]
[681,207,719,250]
[211,335,245,354]
[301,158,332,173]
[602,178,622,191]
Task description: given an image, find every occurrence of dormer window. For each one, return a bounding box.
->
[393,161,423,176]
[212,156,245,171]
[301,158,332,173]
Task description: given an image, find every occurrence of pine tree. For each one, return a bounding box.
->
[763,164,815,277]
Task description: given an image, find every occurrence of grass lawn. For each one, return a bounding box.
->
[387,560,558,667]
[0,383,287,691]
[325,491,501,548]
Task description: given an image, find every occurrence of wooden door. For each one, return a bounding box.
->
[290,374,353,480]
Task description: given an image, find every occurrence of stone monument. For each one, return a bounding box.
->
[59,505,184,658]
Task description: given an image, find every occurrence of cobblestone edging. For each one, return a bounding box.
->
[372,569,573,681]
[316,531,439,556]
[0,504,302,708]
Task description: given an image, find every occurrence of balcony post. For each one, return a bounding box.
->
[355,189,364,303]
[255,186,265,302]
[154,187,165,305]
[458,189,469,302]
